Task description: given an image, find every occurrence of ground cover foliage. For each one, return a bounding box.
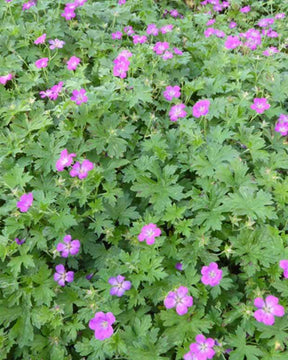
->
[1,0,288,359]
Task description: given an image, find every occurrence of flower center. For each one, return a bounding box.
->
[145,229,155,238]
[199,343,208,352]
[263,305,272,314]
[209,271,216,278]
[101,321,109,329]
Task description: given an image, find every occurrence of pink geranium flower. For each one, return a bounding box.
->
[175,262,183,271]
[108,275,131,297]
[132,35,147,44]
[0,74,13,85]
[204,28,215,38]
[201,262,222,286]
[169,103,187,122]
[113,56,130,78]
[17,192,33,212]
[160,24,173,34]
[70,159,94,179]
[146,24,159,36]
[61,7,76,20]
[275,13,285,19]
[15,238,25,245]
[117,50,132,59]
[162,51,173,60]
[67,56,81,70]
[192,99,210,118]
[49,39,65,49]
[138,223,161,245]
[263,47,279,56]
[124,25,134,36]
[173,48,183,55]
[34,33,46,44]
[275,114,288,136]
[206,19,215,26]
[56,235,80,257]
[56,149,76,171]
[164,286,193,315]
[258,18,274,27]
[35,57,49,68]
[188,334,216,360]
[71,89,88,105]
[225,35,241,49]
[89,312,115,340]
[279,260,288,278]
[254,296,285,325]
[22,1,36,11]
[153,42,169,55]
[240,5,250,13]
[250,98,270,114]
[229,21,237,29]
[163,85,181,101]
[54,264,74,286]
[40,81,63,101]
[118,0,126,4]
[112,31,122,40]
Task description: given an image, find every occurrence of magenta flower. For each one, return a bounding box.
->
[240,5,250,13]
[56,235,80,257]
[75,0,87,5]
[117,50,132,59]
[17,192,33,212]
[108,275,131,297]
[113,56,130,78]
[138,223,161,245]
[279,260,288,278]
[214,29,225,38]
[206,19,215,26]
[22,1,36,11]
[153,42,169,55]
[265,28,278,38]
[201,262,222,287]
[204,28,215,38]
[34,33,46,44]
[111,31,122,40]
[67,56,81,70]
[254,296,285,325]
[124,25,134,36]
[229,21,237,29]
[118,0,126,4]
[164,286,193,315]
[146,24,159,36]
[53,264,74,287]
[55,149,76,171]
[258,18,274,27]
[89,312,115,341]
[263,47,279,56]
[71,89,88,105]
[163,85,181,101]
[160,24,173,34]
[61,7,76,20]
[250,98,270,114]
[275,114,288,136]
[35,57,49,69]
[49,39,65,50]
[169,103,187,122]
[162,51,173,60]
[70,159,94,179]
[225,35,241,50]
[15,238,25,245]
[170,9,179,18]
[192,99,210,118]
[133,35,147,44]
[183,351,199,360]
[174,48,183,55]
[175,262,183,271]
[275,13,285,19]
[188,334,216,360]
[0,73,13,85]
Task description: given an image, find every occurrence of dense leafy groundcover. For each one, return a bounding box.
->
[1,0,288,359]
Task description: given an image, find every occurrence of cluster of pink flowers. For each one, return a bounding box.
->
[56,149,94,179]
[201,0,230,12]
[0,73,13,85]
[184,334,216,360]
[163,9,183,19]
[89,312,116,340]
[113,50,132,78]
[153,42,182,60]
[17,192,33,212]
[224,35,241,50]
[250,98,270,114]
[275,114,288,136]
[132,34,147,44]
[204,28,225,38]
[56,235,80,258]
[108,275,131,297]
[61,0,87,21]
[111,31,122,40]
[138,223,161,245]
[39,81,63,100]
[241,28,262,50]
